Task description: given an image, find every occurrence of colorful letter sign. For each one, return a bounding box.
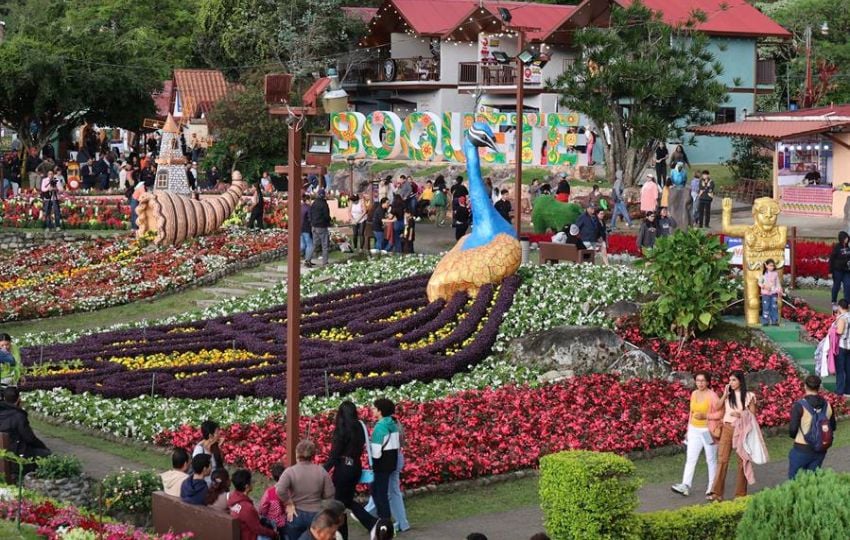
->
[330,111,583,166]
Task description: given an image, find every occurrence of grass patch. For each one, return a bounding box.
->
[370,162,406,174]
[0,520,41,540]
[692,163,734,190]
[329,162,347,172]
[413,164,449,178]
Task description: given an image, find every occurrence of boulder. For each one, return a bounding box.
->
[604,300,641,320]
[668,371,695,388]
[745,369,784,389]
[667,185,691,231]
[508,326,626,378]
[608,349,672,381]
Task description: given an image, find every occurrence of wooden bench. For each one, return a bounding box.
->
[152,491,240,540]
[538,242,595,265]
[0,432,14,483]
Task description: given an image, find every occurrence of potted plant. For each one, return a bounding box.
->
[23,455,92,508]
[102,469,163,528]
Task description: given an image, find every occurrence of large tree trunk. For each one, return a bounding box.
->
[601,108,655,187]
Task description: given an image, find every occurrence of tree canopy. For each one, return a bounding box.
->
[551,1,727,185]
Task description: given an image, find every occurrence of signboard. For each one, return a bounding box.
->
[330,110,583,166]
[523,65,542,84]
[725,237,790,266]
[143,118,164,130]
[478,33,505,64]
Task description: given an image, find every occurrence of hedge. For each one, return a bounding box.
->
[539,451,641,539]
[637,498,748,539]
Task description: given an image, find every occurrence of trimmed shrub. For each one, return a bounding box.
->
[539,450,641,539]
[638,498,748,539]
[30,454,83,480]
[736,468,850,538]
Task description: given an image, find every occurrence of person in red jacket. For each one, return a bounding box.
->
[229,469,279,540]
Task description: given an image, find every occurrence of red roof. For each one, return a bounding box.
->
[617,0,790,38]
[757,104,850,118]
[173,69,232,120]
[342,7,378,23]
[691,120,850,140]
[388,0,577,42]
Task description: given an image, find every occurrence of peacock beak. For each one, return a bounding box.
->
[483,135,498,152]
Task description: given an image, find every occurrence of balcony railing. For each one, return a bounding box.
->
[361,57,440,83]
[756,58,776,86]
[458,62,525,86]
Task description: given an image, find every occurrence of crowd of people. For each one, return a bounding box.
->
[160,398,405,540]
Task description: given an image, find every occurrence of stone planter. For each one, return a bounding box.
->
[24,473,94,509]
[108,509,152,529]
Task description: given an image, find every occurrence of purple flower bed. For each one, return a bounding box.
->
[20,275,520,400]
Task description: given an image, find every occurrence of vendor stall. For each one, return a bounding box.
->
[691,105,850,219]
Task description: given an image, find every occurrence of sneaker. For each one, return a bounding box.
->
[304,261,314,268]
[671,483,690,496]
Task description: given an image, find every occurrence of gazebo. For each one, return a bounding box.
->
[691,105,850,218]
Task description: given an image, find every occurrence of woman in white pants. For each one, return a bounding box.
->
[672,371,723,497]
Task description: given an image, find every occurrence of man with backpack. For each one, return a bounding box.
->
[788,375,836,479]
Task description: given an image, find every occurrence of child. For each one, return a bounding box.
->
[402,209,416,253]
[205,468,231,510]
[180,454,211,505]
[494,189,512,223]
[228,469,279,540]
[758,258,782,326]
[259,463,286,536]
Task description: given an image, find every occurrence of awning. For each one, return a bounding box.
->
[690,120,850,140]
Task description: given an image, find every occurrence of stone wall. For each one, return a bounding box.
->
[0,230,116,251]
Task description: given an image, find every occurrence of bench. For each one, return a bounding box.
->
[152,491,240,540]
[538,242,595,265]
[0,432,14,483]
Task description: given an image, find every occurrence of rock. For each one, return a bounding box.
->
[604,300,641,320]
[508,326,627,377]
[668,371,695,388]
[608,348,672,380]
[539,370,568,384]
[745,369,784,389]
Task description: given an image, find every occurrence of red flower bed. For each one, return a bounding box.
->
[157,330,843,489]
[783,300,834,342]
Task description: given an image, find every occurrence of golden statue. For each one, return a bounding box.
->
[721,197,786,325]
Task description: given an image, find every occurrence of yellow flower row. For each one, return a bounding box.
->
[106,349,273,370]
[308,327,359,342]
[378,307,420,323]
[332,371,401,383]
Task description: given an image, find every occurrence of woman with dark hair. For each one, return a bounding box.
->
[672,371,722,497]
[828,231,850,308]
[390,194,406,253]
[833,299,850,396]
[193,419,225,472]
[205,468,231,510]
[324,401,376,538]
[453,196,470,240]
[708,371,757,501]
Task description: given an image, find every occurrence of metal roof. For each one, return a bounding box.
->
[618,0,791,38]
[690,119,850,140]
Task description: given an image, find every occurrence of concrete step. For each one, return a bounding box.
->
[194,299,221,308]
[776,343,817,359]
[206,287,251,297]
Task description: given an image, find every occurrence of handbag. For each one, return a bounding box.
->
[359,421,374,484]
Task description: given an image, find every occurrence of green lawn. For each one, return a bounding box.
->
[692,163,734,190]
[0,520,41,539]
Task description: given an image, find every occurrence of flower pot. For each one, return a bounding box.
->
[24,473,94,509]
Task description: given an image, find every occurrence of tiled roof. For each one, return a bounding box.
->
[757,105,850,118]
[691,120,850,140]
[173,69,231,120]
[616,0,790,38]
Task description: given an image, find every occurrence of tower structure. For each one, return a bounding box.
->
[154,114,191,194]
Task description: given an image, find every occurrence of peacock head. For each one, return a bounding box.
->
[468,122,498,152]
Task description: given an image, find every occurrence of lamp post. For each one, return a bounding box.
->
[347,155,356,195]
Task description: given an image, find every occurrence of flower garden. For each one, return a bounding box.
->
[0,228,288,322]
[12,250,841,494]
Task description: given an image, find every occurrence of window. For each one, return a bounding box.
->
[715,107,736,123]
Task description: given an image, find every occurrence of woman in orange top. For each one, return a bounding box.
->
[671,371,723,498]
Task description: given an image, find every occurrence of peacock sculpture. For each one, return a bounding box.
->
[135,171,248,246]
[427,123,521,302]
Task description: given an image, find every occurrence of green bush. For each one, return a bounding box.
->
[539,450,641,539]
[736,468,850,538]
[638,228,736,339]
[31,455,83,480]
[102,469,162,514]
[530,195,583,233]
[638,498,748,539]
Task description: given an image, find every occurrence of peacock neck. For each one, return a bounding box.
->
[463,140,497,231]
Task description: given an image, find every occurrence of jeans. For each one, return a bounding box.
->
[300,231,313,257]
[788,446,826,479]
[836,347,850,395]
[832,270,850,303]
[352,222,366,249]
[374,230,386,252]
[371,470,392,520]
[130,198,139,230]
[283,509,317,540]
[392,220,404,253]
[610,200,631,228]
[332,462,376,538]
[365,453,409,531]
[455,224,469,240]
[761,294,779,325]
[43,197,61,229]
[307,227,329,264]
[2,179,19,198]
[248,208,264,229]
[681,425,718,493]
[697,199,712,228]
[711,423,747,500]
[655,162,667,184]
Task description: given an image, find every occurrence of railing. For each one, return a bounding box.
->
[756,58,776,85]
[457,62,527,86]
